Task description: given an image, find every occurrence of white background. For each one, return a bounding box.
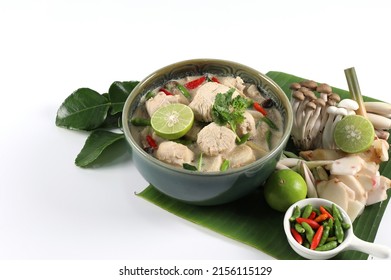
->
[1,0,391,268]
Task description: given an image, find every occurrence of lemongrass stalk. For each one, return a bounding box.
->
[344,67,368,118]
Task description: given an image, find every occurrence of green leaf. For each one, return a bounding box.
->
[108,81,139,115]
[56,88,110,130]
[75,130,125,167]
[137,71,391,260]
[212,88,251,135]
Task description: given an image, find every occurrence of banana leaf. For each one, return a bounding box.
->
[137,71,391,260]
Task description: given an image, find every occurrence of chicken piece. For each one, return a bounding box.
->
[199,155,223,172]
[197,122,237,156]
[236,111,256,137]
[155,141,194,167]
[189,82,238,122]
[218,76,246,93]
[244,84,266,104]
[251,121,270,152]
[145,91,181,117]
[225,144,256,168]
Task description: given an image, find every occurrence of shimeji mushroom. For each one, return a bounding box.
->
[290,81,343,150]
[321,99,359,150]
[321,106,346,149]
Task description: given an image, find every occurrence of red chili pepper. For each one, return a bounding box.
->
[211,76,220,83]
[184,76,206,89]
[296,217,320,230]
[314,213,329,223]
[160,88,173,96]
[310,225,324,250]
[253,102,267,116]
[308,211,317,220]
[290,227,303,245]
[146,135,158,149]
[320,206,334,220]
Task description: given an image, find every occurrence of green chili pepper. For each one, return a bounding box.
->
[302,204,313,219]
[319,225,330,246]
[322,205,333,215]
[334,217,344,243]
[332,204,343,221]
[326,236,337,242]
[315,241,338,251]
[303,240,310,249]
[236,133,250,145]
[290,205,301,222]
[197,153,203,171]
[301,222,314,243]
[265,130,272,149]
[220,159,230,171]
[294,223,305,234]
[312,208,320,216]
[257,116,277,130]
[145,91,155,100]
[130,117,151,126]
[177,84,191,99]
[327,217,334,236]
[342,222,351,230]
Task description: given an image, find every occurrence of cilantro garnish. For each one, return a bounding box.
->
[211,88,252,138]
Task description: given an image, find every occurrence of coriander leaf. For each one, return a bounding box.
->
[75,130,125,167]
[108,81,139,115]
[211,88,235,125]
[56,88,110,130]
[211,88,251,136]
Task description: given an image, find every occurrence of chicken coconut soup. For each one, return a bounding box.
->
[130,74,284,172]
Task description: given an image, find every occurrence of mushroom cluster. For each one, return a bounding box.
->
[281,78,391,222]
[290,80,351,150]
[290,80,391,151]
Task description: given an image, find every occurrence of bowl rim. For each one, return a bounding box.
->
[122,58,293,176]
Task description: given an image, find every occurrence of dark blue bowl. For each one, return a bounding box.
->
[122,59,293,205]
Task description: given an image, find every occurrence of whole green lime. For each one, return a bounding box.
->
[263,169,307,212]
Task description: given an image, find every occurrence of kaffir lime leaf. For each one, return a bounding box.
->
[151,103,194,140]
[333,115,375,153]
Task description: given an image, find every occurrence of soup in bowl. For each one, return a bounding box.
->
[122,59,293,205]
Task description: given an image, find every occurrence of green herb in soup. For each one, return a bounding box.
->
[130,74,284,172]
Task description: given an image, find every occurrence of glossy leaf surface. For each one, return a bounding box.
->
[75,130,125,167]
[108,81,139,115]
[56,88,110,130]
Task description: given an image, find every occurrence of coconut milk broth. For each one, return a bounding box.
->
[130,74,284,172]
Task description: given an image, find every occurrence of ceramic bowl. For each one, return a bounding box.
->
[122,58,293,205]
[283,198,391,259]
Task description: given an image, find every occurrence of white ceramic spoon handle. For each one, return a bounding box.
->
[348,235,391,259]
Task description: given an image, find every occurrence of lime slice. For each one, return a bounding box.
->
[151,103,194,140]
[333,115,375,153]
